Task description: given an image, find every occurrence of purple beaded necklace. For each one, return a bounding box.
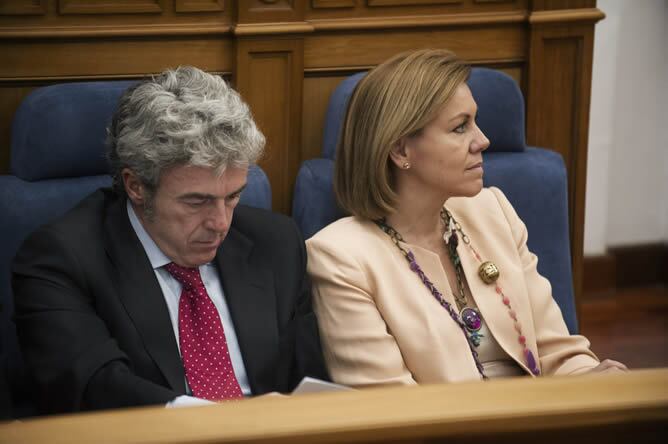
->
[377,208,542,377]
[375,215,487,380]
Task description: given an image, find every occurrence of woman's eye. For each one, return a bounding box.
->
[454,121,467,134]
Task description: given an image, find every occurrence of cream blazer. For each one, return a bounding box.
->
[306,187,599,387]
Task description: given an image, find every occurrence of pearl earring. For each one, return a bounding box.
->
[402,162,410,169]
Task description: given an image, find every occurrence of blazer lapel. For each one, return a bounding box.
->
[455,230,535,376]
[215,228,277,394]
[103,196,186,393]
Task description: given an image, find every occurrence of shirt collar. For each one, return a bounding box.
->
[126,200,172,270]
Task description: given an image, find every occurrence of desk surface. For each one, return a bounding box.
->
[1,369,667,444]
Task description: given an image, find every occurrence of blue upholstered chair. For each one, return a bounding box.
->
[0,81,272,418]
[292,68,578,335]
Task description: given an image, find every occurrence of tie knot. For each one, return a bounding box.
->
[164,262,204,290]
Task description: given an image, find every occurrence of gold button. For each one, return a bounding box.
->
[478,261,499,284]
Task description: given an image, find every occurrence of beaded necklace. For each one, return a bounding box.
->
[375,212,487,380]
[376,207,541,377]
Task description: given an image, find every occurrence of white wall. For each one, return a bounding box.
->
[584,0,668,255]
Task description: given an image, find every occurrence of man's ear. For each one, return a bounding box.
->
[388,137,410,170]
[121,168,146,206]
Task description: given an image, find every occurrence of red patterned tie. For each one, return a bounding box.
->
[165,262,243,400]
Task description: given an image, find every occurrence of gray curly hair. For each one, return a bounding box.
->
[107,66,265,198]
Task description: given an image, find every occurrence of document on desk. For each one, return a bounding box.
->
[292,377,354,395]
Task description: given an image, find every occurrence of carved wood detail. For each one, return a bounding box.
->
[239,0,304,24]
[58,0,162,15]
[235,38,304,213]
[312,0,355,8]
[367,0,461,6]
[0,0,47,15]
[175,0,225,13]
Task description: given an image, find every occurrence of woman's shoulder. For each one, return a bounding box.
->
[306,216,386,256]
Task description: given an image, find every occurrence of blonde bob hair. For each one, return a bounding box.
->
[334,49,470,220]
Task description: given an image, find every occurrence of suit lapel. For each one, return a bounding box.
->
[103,196,186,393]
[455,227,535,377]
[215,227,277,394]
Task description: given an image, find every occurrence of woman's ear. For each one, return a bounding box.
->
[389,137,411,170]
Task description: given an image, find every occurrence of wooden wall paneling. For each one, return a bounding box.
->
[0,0,47,15]
[304,25,526,70]
[526,12,601,323]
[301,74,349,160]
[367,0,462,6]
[238,0,306,24]
[531,0,595,11]
[58,0,163,15]
[311,0,356,8]
[235,38,305,213]
[306,0,528,20]
[0,2,234,32]
[1,37,233,79]
[175,0,225,13]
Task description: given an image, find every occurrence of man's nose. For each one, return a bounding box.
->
[206,201,230,233]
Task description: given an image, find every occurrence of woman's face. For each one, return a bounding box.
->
[401,83,490,199]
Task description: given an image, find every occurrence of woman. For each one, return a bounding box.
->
[306,49,626,387]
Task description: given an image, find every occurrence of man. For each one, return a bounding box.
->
[12,66,328,413]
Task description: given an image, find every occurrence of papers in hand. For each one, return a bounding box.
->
[292,377,354,395]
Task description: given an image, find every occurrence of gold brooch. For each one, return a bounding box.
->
[478,261,499,284]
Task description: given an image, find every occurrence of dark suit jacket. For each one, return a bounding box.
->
[12,188,328,414]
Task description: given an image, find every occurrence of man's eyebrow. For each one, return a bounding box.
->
[229,183,247,197]
[179,192,215,200]
[178,183,247,200]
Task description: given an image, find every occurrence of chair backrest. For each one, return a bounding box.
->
[0,80,272,418]
[292,67,578,334]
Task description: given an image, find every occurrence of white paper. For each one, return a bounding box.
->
[292,377,354,394]
[166,395,216,408]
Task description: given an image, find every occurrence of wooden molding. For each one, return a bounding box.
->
[58,0,163,15]
[367,0,461,6]
[311,0,355,7]
[235,38,305,214]
[175,0,225,13]
[609,243,668,289]
[526,22,596,311]
[310,11,526,31]
[239,0,305,24]
[583,243,668,294]
[234,21,314,36]
[529,8,605,25]
[0,0,47,15]
[0,369,666,443]
[583,253,616,295]
[0,23,233,39]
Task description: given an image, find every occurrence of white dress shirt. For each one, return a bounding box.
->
[126,201,251,402]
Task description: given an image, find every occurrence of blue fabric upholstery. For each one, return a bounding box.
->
[11,81,137,180]
[0,80,272,418]
[292,68,579,335]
